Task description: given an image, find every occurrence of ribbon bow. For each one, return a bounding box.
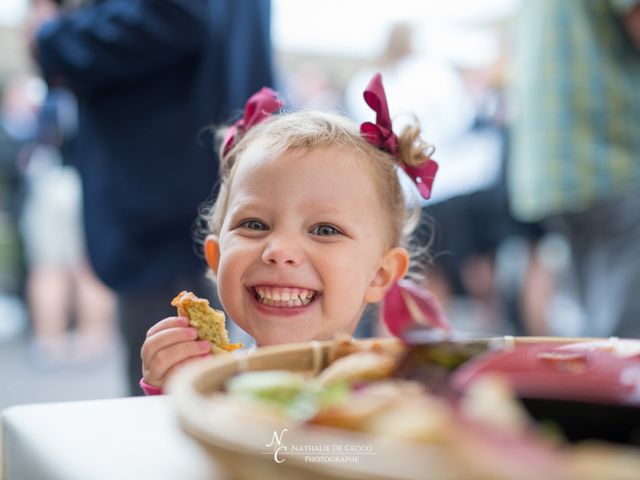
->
[222,87,284,157]
[360,73,439,200]
[360,73,399,156]
[382,279,451,339]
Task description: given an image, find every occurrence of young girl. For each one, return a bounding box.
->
[140,74,444,392]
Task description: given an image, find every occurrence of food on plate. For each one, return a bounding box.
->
[557,338,640,358]
[226,369,348,421]
[310,380,451,441]
[213,336,640,479]
[316,351,399,386]
[457,375,532,435]
[171,290,242,354]
[328,334,406,363]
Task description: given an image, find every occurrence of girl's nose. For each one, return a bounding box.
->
[261,234,303,266]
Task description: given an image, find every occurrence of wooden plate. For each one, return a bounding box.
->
[168,338,475,480]
[166,336,636,480]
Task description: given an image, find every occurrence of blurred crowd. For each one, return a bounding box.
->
[1,0,639,402]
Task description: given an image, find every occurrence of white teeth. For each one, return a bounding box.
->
[254,286,316,306]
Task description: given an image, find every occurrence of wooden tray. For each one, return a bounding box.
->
[166,336,630,480]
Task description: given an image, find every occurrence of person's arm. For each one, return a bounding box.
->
[623,4,640,51]
[35,0,209,93]
[610,0,640,51]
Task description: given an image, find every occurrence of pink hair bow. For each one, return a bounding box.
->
[360,73,439,200]
[402,158,439,201]
[222,87,284,157]
[383,279,451,338]
[360,73,400,156]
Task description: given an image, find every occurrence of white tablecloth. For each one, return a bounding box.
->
[1,396,220,480]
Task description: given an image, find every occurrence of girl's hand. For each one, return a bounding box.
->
[141,316,212,389]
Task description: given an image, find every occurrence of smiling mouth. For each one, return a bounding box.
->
[251,286,318,307]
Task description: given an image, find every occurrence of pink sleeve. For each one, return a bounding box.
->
[139,377,163,396]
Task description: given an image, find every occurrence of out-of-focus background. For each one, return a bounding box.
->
[1,0,635,409]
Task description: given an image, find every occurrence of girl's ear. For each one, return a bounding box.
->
[364,247,410,303]
[204,235,221,275]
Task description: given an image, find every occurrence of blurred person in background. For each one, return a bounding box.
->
[0,80,30,341]
[347,22,528,335]
[285,62,342,111]
[28,0,274,394]
[509,0,640,339]
[18,82,116,369]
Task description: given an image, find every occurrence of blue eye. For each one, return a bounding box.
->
[311,224,340,236]
[241,219,268,231]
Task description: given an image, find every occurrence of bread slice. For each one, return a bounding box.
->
[171,291,243,354]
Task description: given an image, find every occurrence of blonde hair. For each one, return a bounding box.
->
[197,110,434,275]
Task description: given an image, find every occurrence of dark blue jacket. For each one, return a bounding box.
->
[36,0,273,293]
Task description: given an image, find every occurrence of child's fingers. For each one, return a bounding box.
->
[145,316,189,338]
[143,340,211,385]
[141,326,199,367]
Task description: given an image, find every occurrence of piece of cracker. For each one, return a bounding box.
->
[171,291,242,354]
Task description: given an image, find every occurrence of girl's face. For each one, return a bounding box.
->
[207,146,407,345]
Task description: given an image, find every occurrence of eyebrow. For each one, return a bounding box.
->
[226,202,264,219]
[229,200,341,216]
